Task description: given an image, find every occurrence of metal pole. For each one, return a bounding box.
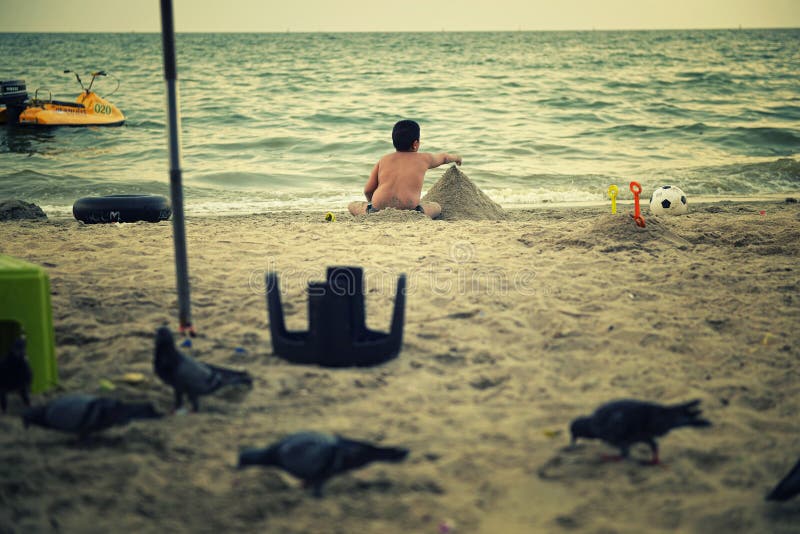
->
[160,0,194,335]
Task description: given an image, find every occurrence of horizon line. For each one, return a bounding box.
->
[1,26,799,34]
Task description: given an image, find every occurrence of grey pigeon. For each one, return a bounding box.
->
[238,431,409,497]
[22,394,161,439]
[0,338,32,413]
[766,457,800,501]
[154,327,253,411]
[569,399,711,464]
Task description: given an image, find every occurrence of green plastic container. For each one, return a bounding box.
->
[0,255,58,393]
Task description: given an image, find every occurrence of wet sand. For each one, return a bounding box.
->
[1,199,799,533]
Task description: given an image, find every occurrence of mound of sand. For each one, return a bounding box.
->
[552,213,691,251]
[422,166,505,221]
[355,207,427,222]
[0,199,47,221]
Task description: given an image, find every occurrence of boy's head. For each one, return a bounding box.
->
[392,120,420,151]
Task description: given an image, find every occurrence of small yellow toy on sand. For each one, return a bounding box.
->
[607,185,619,214]
[121,372,146,384]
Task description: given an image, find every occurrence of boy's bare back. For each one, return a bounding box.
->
[348,120,461,219]
[369,151,457,210]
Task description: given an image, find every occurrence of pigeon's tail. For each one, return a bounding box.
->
[665,399,712,429]
[21,405,46,429]
[238,446,278,468]
[365,445,409,463]
[766,458,800,502]
[338,437,409,471]
[117,402,163,423]
[208,364,253,388]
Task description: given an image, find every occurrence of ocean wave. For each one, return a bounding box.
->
[753,105,800,121]
[124,119,166,129]
[644,102,694,118]
[192,171,312,189]
[729,127,800,150]
[535,96,615,109]
[196,136,300,152]
[584,122,800,156]
[675,70,735,83]
[680,158,800,193]
[0,169,172,203]
[6,158,798,216]
[384,86,440,94]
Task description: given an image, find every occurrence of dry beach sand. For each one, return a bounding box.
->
[0,168,799,533]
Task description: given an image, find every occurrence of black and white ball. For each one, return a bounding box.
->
[649,186,688,215]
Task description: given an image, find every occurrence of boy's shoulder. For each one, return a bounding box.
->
[382,151,433,160]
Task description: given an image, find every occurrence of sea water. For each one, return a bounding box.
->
[0,30,798,215]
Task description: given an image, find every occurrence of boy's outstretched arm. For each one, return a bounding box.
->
[427,153,462,168]
[364,162,379,201]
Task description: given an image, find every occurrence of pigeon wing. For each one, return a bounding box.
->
[277,432,339,480]
[42,395,98,433]
[205,363,253,387]
[590,401,649,445]
[173,354,222,396]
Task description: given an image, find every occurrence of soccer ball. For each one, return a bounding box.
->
[649,185,688,215]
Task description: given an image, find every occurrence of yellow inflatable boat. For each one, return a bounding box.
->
[0,71,125,127]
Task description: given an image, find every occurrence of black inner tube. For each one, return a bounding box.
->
[72,194,172,224]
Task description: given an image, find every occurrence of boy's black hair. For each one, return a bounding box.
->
[392,120,420,151]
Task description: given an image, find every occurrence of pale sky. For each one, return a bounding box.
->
[1,0,798,32]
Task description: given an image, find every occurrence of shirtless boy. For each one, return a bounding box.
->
[348,120,462,219]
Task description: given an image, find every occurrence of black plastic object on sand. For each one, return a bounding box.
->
[266,266,405,367]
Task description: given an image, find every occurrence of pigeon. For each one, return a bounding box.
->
[22,394,161,439]
[237,431,410,497]
[569,399,711,464]
[154,326,253,411]
[766,457,800,501]
[0,338,32,413]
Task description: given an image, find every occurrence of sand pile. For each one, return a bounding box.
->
[422,165,505,221]
[0,199,47,221]
[552,213,692,251]
[356,207,427,222]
